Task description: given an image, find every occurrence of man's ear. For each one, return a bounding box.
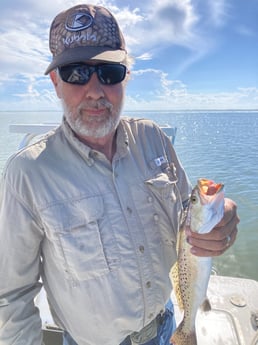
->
[49,70,62,99]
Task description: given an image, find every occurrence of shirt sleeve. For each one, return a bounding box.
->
[0,174,44,344]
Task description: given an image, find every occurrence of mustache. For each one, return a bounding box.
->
[78,99,113,111]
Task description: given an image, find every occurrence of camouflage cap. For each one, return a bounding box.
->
[45,4,127,74]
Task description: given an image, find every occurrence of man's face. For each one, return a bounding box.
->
[50,62,128,140]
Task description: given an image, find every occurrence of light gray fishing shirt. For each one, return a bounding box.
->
[0,117,191,345]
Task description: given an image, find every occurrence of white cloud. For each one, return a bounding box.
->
[148,0,198,37]
[0,0,257,111]
[120,0,229,76]
[112,6,146,49]
[125,70,258,110]
[136,53,153,61]
[115,6,144,27]
[0,0,222,75]
[123,0,199,52]
[1,29,49,74]
[207,0,229,28]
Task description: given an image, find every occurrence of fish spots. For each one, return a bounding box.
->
[170,179,223,345]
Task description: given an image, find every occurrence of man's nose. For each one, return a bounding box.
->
[83,72,105,100]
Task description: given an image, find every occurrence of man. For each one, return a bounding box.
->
[0,4,239,345]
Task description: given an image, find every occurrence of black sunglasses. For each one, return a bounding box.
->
[58,63,127,86]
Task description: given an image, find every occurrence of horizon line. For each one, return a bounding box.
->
[0,109,257,113]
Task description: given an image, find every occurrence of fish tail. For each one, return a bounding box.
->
[170,322,197,345]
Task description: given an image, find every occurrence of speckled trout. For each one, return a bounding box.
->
[170,178,224,345]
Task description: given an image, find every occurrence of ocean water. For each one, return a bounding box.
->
[0,110,257,281]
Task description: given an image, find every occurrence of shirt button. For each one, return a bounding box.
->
[127,207,132,214]
[146,281,151,288]
[147,196,153,203]
[153,214,159,223]
[139,245,145,253]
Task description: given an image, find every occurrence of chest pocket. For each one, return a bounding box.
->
[130,169,183,254]
[132,167,183,244]
[145,172,183,240]
[41,195,120,281]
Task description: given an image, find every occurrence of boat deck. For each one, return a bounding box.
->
[38,275,258,345]
[172,275,258,345]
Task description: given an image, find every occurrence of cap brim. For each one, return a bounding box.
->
[45,46,127,74]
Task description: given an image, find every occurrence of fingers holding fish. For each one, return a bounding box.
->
[215,198,239,228]
[185,198,239,257]
[203,197,239,252]
[222,224,238,250]
[185,228,227,257]
[186,227,238,257]
[214,198,239,250]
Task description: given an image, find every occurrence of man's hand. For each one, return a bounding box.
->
[186,198,240,257]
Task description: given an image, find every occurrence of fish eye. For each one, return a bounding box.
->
[191,195,198,204]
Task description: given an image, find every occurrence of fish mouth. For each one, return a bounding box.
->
[197,178,224,196]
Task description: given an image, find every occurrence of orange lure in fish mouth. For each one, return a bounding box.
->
[197,178,224,196]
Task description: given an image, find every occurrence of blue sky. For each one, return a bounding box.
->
[0,0,257,111]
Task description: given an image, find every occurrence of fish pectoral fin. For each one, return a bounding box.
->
[200,297,211,312]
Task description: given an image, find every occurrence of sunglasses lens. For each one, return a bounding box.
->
[58,64,91,85]
[98,64,127,85]
[58,64,127,85]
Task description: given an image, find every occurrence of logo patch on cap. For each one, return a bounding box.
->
[65,11,93,31]
[45,4,127,75]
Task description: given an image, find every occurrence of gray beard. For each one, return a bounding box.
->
[61,99,122,138]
